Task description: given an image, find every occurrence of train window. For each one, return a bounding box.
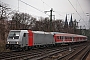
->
[70,37,72,39]
[60,36,61,39]
[65,37,67,39]
[62,36,64,40]
[65,37,66,39]
[68,37,69,39]
[57,36,59,39]
[60,36,63,40]
[56,36,64,40]
[66,37,69,39]
[23,33,26,37]
[8,31,20,39]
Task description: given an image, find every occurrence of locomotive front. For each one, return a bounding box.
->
[6,30,22,50]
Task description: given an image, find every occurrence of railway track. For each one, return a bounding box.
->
[0,46,68,60]
[0,42,90,60]
[68,45,90,60]
[57,45,90,60]
[35,43,89,60]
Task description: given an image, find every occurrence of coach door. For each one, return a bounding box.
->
[22,33,28,47]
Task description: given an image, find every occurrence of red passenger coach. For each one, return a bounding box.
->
[74,35,87,42]
[54,33,87,43]
[54,33,74,43]
[54,34,63,43]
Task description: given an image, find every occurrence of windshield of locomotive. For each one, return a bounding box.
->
[8,31,20,39]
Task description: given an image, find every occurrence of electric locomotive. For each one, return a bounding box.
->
[6,30,55,50]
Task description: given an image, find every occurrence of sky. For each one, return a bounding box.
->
[0,0,90,29]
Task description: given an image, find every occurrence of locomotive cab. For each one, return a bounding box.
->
[6,30,28,50]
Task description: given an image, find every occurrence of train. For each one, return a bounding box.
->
[6,30,87,50]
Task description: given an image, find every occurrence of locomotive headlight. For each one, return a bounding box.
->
[16,42,19,44]
[7,42,10,44]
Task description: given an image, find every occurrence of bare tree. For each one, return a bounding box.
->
[12,13,36,29]
[0,2,11,41]
[52,19,64,32]
[0,2,11,20]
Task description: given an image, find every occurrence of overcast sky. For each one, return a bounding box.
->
[0,0,90,29]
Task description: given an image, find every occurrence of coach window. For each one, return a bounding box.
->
[64,37,66,39]
[57,36,59,39]
[61,36,63,40]
[70,37,72,39]
[68,37,69,39]
[23,33,26,37]
[65,37,67,39]
[60,36,62,40]
[59,36,62,40]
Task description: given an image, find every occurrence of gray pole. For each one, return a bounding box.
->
[44,8,54,32]
[50,8,53,31]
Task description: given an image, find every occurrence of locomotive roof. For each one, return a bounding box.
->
[10,30,28,33]
[32,31,54,35]
[10,30,52,34]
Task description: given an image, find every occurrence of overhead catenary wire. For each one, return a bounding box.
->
[19,0,49,16]
[19,0,56,31]
[40,0,64,31]
[18,0,19,12]
[40,0,64,19]
[67,0,88,26]
[41,0,51,8]
[77,0,88,19]
[77,0,85,14]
